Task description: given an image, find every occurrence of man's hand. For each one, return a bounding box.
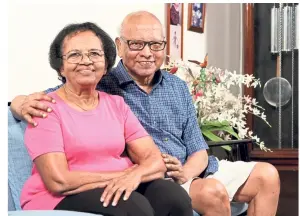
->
[12,92,56,126]
[162,153,188,185]
[100,169,141,207]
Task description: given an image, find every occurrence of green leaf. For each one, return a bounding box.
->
[201,125,239,140]
[220,145,232,151]
[201,121,239,138]
[221,126,240,139]
[201,124,228,131]
[201,128,223,141]
[201,128,232,151]
[202,120,230,127]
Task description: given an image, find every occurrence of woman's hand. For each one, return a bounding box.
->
[100,169,142,207]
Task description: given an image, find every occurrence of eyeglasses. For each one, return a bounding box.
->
[61,49,105,64]
[120,37,167,51]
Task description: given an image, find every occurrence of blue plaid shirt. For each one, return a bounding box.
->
[46,60,219,176]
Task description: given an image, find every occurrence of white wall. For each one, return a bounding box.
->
[206,3,243,73]
[8,2,206,100]
[206,3,243,96]
[182,4,207,62]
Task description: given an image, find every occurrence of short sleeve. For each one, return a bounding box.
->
[121,99,149,143]
[24,107,64,161]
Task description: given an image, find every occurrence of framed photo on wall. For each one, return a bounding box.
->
[187,3,206,33]
[166,3,184,61]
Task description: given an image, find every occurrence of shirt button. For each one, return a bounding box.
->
[163,138,169,142]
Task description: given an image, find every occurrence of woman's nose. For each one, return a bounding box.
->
[80,53,93,64]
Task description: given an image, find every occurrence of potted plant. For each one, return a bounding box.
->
[163,55,271,152]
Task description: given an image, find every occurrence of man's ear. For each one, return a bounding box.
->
[115,37,123,58]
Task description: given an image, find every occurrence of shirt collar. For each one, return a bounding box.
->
[112,60,170,86]
[111,60,134,85]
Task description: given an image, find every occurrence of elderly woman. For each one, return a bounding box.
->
[20,22,193,216]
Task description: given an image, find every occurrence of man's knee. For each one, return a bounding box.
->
[191,178,229,206]
[189,179,230,215]
[254,162,280,188]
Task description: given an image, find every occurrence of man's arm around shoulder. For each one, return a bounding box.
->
[10,85,61,124]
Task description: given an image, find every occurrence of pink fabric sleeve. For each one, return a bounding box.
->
[121,99,149,143]
[24,107,64,161]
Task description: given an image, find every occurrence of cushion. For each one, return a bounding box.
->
[192,202,248,216]
[8,183,16,211]
[8,107,31,210]
[231,202,248,216]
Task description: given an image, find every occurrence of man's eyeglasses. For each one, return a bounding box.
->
[120,37,167,51]
[61,49,105,64]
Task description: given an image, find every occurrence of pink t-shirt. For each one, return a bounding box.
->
[20,91,149,210]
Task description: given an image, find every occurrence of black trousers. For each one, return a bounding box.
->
[54,179,193,216]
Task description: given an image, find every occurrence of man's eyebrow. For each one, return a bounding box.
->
[89,48,103,51]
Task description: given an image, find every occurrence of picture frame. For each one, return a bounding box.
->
[187,3,206,33]
[166,3,184,61]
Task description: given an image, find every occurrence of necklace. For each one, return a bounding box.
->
[63,85,97,111]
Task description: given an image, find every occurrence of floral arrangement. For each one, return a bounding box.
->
[163,56,271,152]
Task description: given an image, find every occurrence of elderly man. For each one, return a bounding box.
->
[11,11,280,216]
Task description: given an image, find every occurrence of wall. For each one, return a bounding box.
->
[182,4,207,62]
[206,3,243,95]
[206,3,243,73]
[8,2,166,100]
[8,2,207,101]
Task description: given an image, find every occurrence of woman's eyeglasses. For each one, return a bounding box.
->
[62,49,105,64]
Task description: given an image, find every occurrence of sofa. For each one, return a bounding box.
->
[8,106,247,216]
[8,107,99,216]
